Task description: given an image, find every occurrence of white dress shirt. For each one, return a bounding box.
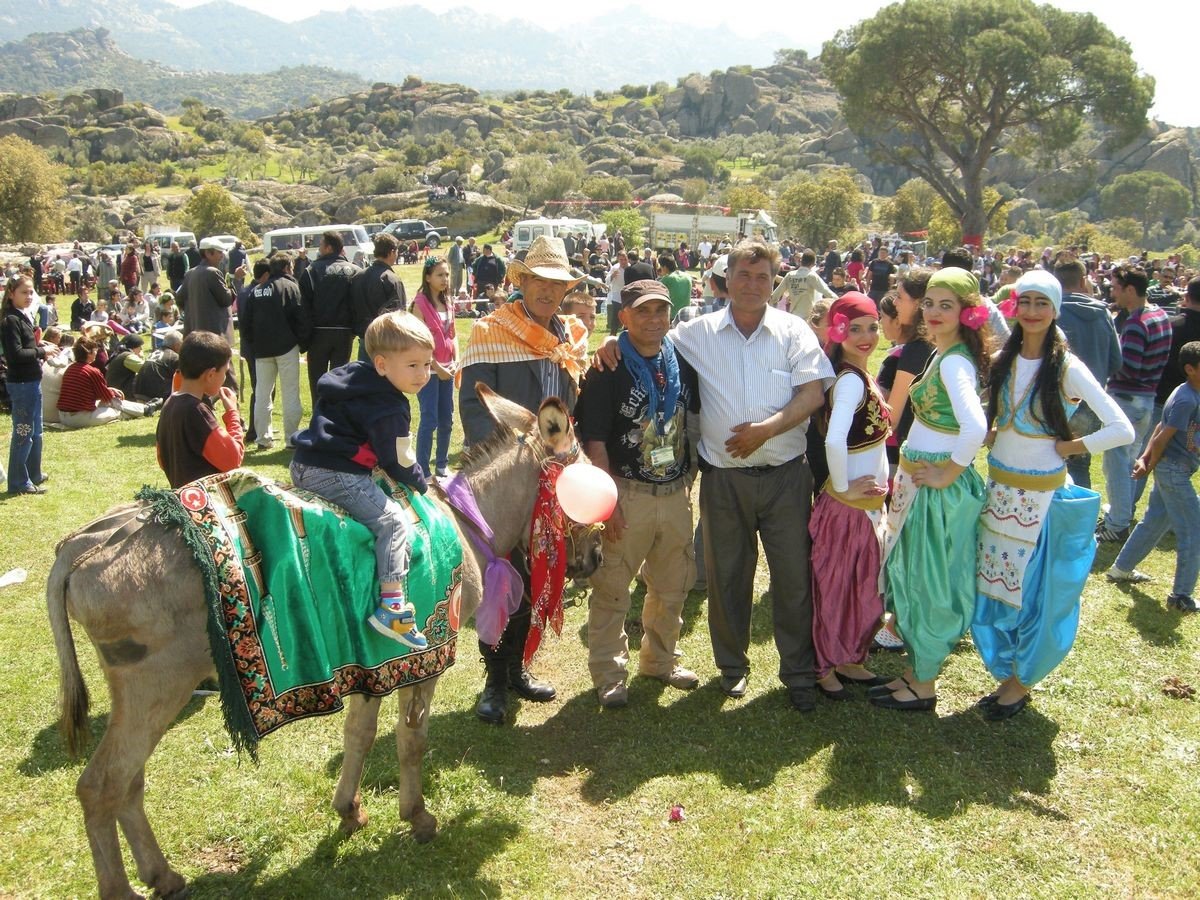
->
[671,304,834,468]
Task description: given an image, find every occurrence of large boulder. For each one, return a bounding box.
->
[0,118,40,141]
[412,104,462,138]
[34,124,69,148]
[0,95,49,121]
[97,127,139,151]
[83,89,123,111]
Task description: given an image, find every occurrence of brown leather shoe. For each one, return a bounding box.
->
[644,665,700,691]
[597,682,628,708]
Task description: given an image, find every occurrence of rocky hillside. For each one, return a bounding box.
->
[0,50,1196,248]
[0,28,368,117]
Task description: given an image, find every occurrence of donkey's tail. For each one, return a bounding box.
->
[47,557,90,758]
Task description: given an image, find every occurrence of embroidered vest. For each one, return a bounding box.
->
[908,344,975,434]
[995,360,1078,439]
[822,363,891,451]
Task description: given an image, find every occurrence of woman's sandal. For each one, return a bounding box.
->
[982,693,1029,721]
[869,676,937,711]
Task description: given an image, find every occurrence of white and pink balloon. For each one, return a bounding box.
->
[554,464,618,524]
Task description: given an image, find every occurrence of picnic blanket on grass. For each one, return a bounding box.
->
[137,469,463,756]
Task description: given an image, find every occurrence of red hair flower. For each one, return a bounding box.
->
[827,312,850,343]
[959,305,990,330]
[997,289,1018,319]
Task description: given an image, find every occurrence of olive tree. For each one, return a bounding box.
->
[775,169,863,249]
[822,0,1153,245]
[1099,171,1192,243]
[0,136,65,242]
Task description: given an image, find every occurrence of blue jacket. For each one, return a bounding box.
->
[1058,291,1121,387]
[292,361,426,491]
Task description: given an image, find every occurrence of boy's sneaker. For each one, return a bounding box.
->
[255,436,275,450]
[1095,522,1131,543]
[1106,566,1152,584]
[369,601,428,650]
[1167,593,1199,613]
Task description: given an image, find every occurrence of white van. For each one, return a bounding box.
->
[262,224,372,267]
[512,217,604,253]
[145,231,196,252]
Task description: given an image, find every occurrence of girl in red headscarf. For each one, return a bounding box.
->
[810,292,892,700]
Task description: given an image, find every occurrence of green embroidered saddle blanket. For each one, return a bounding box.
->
[137,469,463,755]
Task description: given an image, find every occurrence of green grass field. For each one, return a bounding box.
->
[1,307,1198,897]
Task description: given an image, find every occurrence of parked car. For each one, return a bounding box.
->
[382,219,450,248]
[360,222,387,237]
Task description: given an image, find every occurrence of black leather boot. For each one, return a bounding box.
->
[505,611,556,702]
[475,655,508,725]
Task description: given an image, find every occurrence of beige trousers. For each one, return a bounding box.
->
[587,480,696,688]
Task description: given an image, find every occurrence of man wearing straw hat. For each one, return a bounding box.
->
[458,235,590,724]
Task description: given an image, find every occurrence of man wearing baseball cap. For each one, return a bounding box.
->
[574,280,702,708]
[177,237,241,346]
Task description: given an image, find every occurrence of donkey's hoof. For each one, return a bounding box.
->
[150,872,189,899]
[410,809,438,844]
[338,793,369,835]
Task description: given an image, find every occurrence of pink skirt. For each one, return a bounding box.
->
[809,491,885,677]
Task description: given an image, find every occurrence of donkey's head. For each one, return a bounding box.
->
[468,385,603,578]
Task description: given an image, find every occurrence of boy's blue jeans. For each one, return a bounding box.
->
[1113,458,1200,598]
[290,462,410,584]
[1101,392,1156,530]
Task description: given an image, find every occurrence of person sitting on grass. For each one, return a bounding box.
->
[69,287,96,331]
[1106,340,1200,613]
[155,331,244,489]
[289,311,433,650]
[56,338,155,429]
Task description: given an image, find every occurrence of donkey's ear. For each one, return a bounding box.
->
[476,382,537,434]
[536,397,574,455]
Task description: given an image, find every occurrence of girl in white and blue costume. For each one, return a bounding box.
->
[973,271,1134,720]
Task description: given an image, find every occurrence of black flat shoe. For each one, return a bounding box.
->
[867,680,906,698]
[982,694,1029,721]
[817,682,854,702]
[976,692,1001,709]
[870,690,937,712]
[839,673,892,687]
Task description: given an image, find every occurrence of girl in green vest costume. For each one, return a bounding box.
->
[871,268,992,711]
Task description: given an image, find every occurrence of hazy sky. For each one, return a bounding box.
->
[170,0,1194,126]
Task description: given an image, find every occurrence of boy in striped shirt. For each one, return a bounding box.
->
[1098,265,1173,542]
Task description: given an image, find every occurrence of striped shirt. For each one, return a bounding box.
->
[670,304,834,468]
[57,362,115,412]
[1109,304,1173,396]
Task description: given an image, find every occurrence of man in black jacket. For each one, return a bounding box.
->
[351,233,407,361]
[237,259,272,442]
[164,242,189,291]
[298,230,362,411]
[470,243,506,299]
[244,252,305,449]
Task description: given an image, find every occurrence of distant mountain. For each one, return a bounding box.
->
[0,0,779,90]
[0,28,369,116]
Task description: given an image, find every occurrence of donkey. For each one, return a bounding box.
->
[48,386,602,900]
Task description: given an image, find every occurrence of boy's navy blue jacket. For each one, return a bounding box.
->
[292,361,427,492]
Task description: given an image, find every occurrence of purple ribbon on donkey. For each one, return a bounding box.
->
[440,473,524,645]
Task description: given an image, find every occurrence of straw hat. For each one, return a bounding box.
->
[506,236,581,286]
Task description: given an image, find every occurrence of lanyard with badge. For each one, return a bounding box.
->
[647,353,677,470]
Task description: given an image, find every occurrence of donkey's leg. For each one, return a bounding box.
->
[333,694,381,834]
[116,769,187,899]
[394,677,439,843]
[80,661,195,900]
[116,656,200,899]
